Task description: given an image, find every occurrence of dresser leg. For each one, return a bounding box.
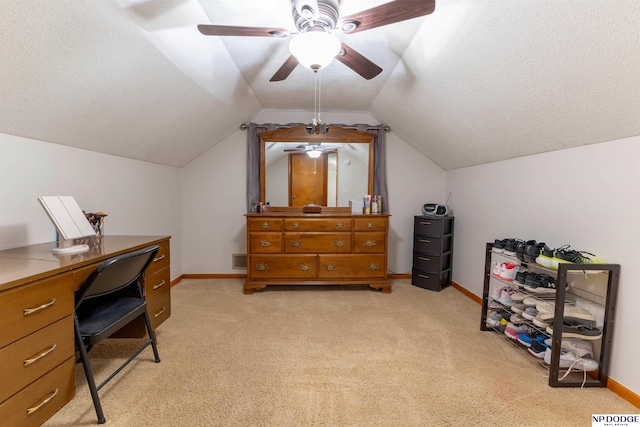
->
[369,281,392,294]
[243,283,267,294]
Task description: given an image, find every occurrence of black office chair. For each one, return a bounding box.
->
[74,245,161,424]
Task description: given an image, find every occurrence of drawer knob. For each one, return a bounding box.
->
[291,222,301,229]
[26,388,59,415]
[259,240,272,247]
[23,298,56,316]
[298,263,312,271]
[367,263,380,271]
[335,223,345,229]
[261,222,271,229]
[154,307,167,318]
[365,222,375,229]
[363,240,377,248]
[324,264,337,271]
[153,280,166,290]
[289,240,302,247]
[333,239,346,248]
[256,263,269,271]
[153,254,166,262]
[24,343,57,367]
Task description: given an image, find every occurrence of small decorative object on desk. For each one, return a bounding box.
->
[84,211,107,236]
[303,203,321,213]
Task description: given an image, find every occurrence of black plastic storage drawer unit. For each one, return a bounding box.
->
[411,216,454,291]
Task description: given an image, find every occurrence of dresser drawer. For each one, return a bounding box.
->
[0,356,75,427]
[248,255,317,279]
[146,241,170,277]
[413,235,451,255]
[249,232,283,253]
[248,218,282,231]
[353,232,386,253]
[353,217,387,231]
[283,218,351,232]
[412,252,451,273]
[284,233,351,253]
[318,254,386,279]
[0,315,74,403]
[0,274,74,348]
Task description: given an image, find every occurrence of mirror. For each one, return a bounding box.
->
[259,126,375,209]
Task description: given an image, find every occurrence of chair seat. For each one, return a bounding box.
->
[78,297,147,343]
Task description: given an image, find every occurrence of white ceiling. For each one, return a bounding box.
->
[1,0,638,169]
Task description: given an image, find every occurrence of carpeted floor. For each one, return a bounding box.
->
[44,278,638,426]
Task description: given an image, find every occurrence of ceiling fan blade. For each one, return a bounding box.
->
[335,43,383,80]
[197,24,289,37]
[337,0,435,34]
[270,55,299,82]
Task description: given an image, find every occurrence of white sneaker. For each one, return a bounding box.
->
[544,348,598,371]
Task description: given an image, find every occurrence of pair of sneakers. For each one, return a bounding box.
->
[543,339,599,372]
[492,262,518,282]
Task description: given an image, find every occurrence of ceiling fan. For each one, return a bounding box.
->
[283,143,337,158]
[197,0,436,81]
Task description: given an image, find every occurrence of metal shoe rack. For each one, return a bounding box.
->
[479,242,620,387]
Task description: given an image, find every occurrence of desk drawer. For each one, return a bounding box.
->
[0,357,75,427]
[0,315,74,403]
[146,241,170,277]
[0,274,74,348]
[148,293,171,331]
[248,255,317,279]
[353,217,387,231]
[283,218,351,232]
[248,218,282,231]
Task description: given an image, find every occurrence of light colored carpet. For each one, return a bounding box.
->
[45,279,638,427]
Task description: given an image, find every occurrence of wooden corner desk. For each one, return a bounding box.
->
[0,235,171,426]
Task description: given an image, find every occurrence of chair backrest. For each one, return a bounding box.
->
[75,245,160,309]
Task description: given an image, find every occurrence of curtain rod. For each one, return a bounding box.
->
[239,124,390,132]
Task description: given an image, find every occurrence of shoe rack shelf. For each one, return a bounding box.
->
[480,242,621,388]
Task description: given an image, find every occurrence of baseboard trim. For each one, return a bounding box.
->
[450,280,640,409]
[389,273,411,279]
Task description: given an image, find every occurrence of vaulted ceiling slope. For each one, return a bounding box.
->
[0,1,638,169]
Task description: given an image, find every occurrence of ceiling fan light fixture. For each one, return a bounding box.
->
[289,31,341,71]
[307,148,323,158]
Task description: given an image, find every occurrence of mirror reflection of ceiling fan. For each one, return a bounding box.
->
[283,143,338,158]
[197,0,436,81]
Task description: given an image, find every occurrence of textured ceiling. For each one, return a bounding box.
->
[0,0,638,169]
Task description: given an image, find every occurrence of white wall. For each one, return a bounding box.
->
[180,110,447,275]
[446,135,640,395]
[0,133,183,279]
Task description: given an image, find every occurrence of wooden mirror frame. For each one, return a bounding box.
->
[259,125,375,211]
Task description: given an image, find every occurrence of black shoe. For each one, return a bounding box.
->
[524,242,545,263]
[516,240,536,261]
[493,239,507,253]
[504,238,523,256]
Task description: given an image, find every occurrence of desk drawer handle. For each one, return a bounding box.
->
[291,222,301,229]
[24,343,57,367]
[418,274,430,279]
[256,263,269,271]
[289,240,302,247]
[419,239,431,244]
[420,222,432,225]
[23,298,56,316]
[153,280,166,290]
[324,264,336,271]
[153,254,166,262]
[418,257,431,262]
[335,223,345,229]
[153,307,167,318]
[365,223,375,229]
[333,240,346,248]
[259,240,272,247]
[26,388,58,415]
[261,222,271,229]
[367,263,380,271]
[363,240,377,248]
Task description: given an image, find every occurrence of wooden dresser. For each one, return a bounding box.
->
[0,235,171,426]
[245,212,390,294]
